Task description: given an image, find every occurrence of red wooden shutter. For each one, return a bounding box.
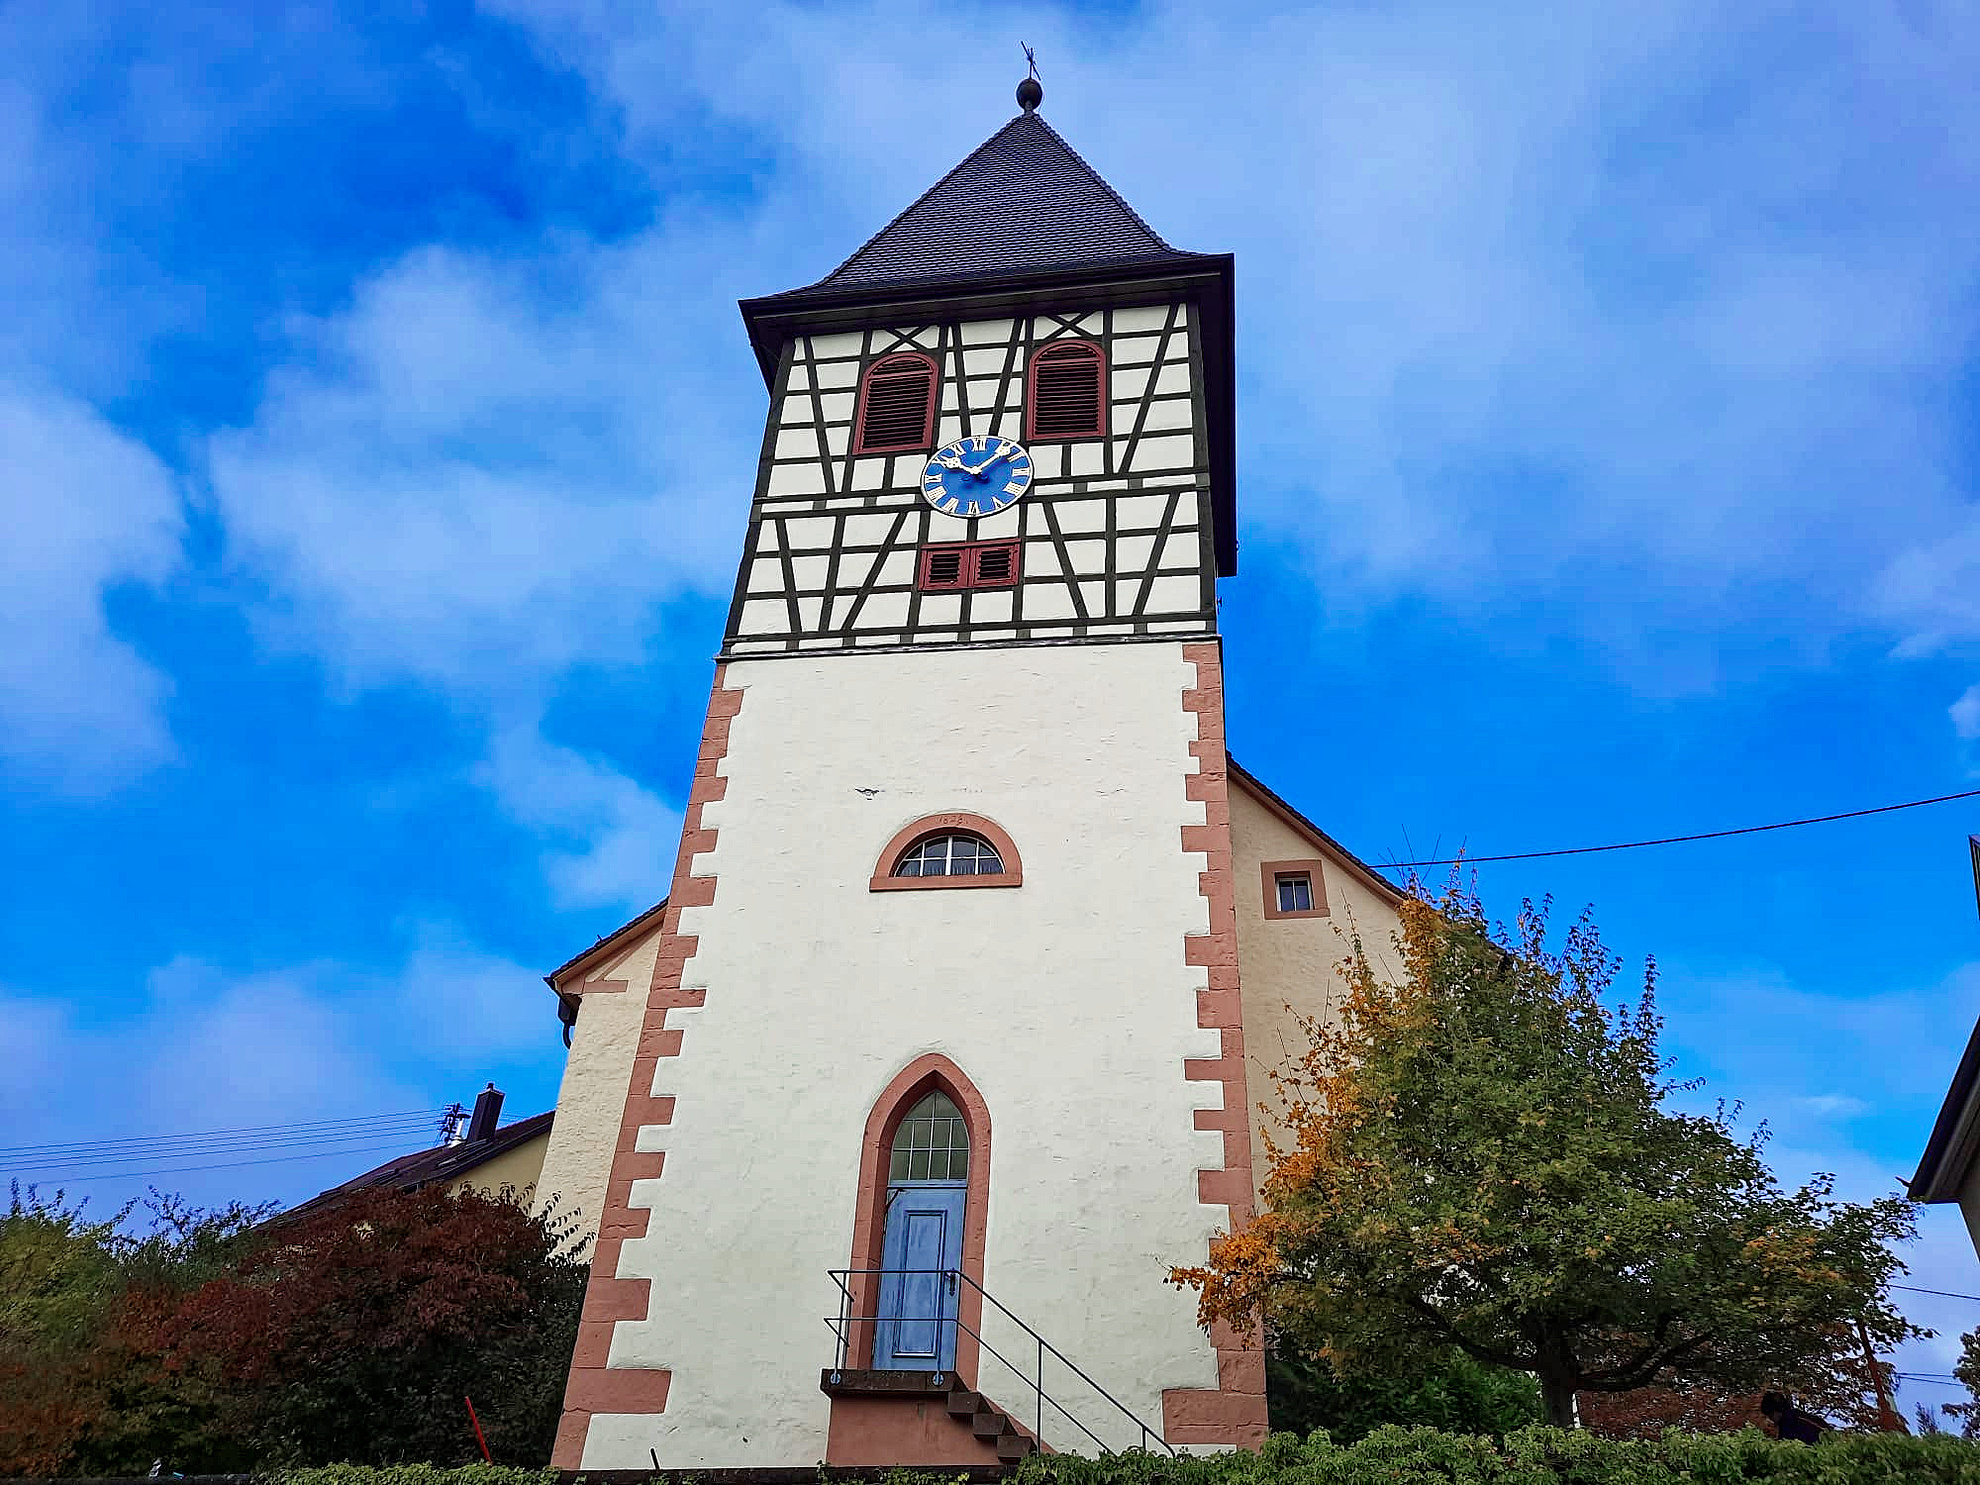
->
[1027,341,1106,439]
[918,541,1020,591]
[854,353,937,453]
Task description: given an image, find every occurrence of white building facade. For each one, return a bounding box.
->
[542,91,1404,1471]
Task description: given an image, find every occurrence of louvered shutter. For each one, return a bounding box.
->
[973,545,1014,583]
[1027,342,1105,439]
[854,353,936,452]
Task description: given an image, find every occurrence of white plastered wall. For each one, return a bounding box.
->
[582,642,1230,1468]
[1227,779,1404,1204]
[535,926,668,1246]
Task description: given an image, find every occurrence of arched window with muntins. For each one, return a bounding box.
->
[892,832,1002,878]
[1026,340,1107,440]
[870,812,1023,891]
[853,352,938,454]
[889,1091,970,1181]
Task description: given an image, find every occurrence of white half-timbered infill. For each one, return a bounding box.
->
[726,302,1212,653]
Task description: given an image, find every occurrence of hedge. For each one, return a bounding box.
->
[255,1426,1980,1485]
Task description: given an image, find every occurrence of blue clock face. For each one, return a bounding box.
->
[920,434,1033,518]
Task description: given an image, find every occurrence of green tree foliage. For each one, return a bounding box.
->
[1266,1338,1540,1441]
[1173,884,1922,1430]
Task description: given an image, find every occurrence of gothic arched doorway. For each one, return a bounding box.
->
[873,1090,970,1367]
[848,1055,992,1381]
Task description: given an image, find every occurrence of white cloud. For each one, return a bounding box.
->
[500,0,1980,669]
[173,0,1980,894]
[206,242,748,695]
[479,725,680,912]
[203,238,745,899]
[1950,685,1980,742]
[0,384,184,793]
[0,936,557,1213]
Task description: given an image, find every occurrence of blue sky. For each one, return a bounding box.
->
[6,0,1980,1404]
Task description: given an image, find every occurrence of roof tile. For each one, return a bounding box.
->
[782,111,1207,297]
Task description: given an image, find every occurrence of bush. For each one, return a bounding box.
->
[1001,1425,1980,1485]
[252,1427,1980,1485]
[1267,1345,1542,1442]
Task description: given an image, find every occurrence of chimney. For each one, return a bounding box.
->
[466,1083,504,1143]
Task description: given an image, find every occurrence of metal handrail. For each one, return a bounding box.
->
[825,1267,1175,1456]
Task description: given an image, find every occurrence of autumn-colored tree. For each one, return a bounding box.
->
[1172,884,1921,1429]
[151,1184,586,1468]
[0,1187,270,1475]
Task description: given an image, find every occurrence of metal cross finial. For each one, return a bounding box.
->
[1017,43,1043,112]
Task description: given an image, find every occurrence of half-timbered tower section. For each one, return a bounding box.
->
[728,300,1212,651]
[545,83,1400,1474]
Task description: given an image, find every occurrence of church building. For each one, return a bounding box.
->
[533,76,1406,1471]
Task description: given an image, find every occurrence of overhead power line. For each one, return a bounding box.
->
[15,1143,428,1186]
[3,1125,446,1174]
[1894,1283,1980,1303]
[0,1106,455,1188]
[1386,787,1980,869]
[0,1106,449,1158]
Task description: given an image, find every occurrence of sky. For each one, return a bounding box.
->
[5,0,1980,1413]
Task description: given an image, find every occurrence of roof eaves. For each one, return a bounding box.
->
[759,248,1218,309]
[545,896,669,991]
[1912,1016,1980,1201]
[1227,755,1407,908]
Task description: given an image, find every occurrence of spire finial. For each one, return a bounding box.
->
[1017,43,1042,112]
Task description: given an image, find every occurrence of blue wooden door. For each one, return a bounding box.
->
[874,1183,966,1370]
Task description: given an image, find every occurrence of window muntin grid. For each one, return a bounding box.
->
[889,1091,970,1182]
[892,833,1004,878]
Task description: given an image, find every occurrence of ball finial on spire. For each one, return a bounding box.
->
[1018,43,1042,112]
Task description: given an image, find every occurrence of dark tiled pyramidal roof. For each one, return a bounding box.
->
[780,111,1211,298]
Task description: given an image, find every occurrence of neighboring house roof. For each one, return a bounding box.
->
[766,111,1214,301]
[1912,1016,1980,1202]
[1228,755,1407,908]
[284,1110,554,1221]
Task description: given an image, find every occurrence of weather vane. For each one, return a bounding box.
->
[1018,43,1043,112]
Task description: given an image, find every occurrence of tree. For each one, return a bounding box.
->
[0,1187,271,1476]
[1939,1325,1980,1437]
[1171,884,1922,1429]
[151,1184,587,1468]
[1577,1324,1900,1437]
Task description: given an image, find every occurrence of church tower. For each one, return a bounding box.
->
[546,78,1313,1470]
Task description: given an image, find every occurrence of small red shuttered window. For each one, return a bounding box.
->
[1026,340,1106,440]
[853,352,938,453]
[918,540,1020,591]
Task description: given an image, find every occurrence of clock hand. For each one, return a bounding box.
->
[934,452,970,472]
[965,447,1014,476]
